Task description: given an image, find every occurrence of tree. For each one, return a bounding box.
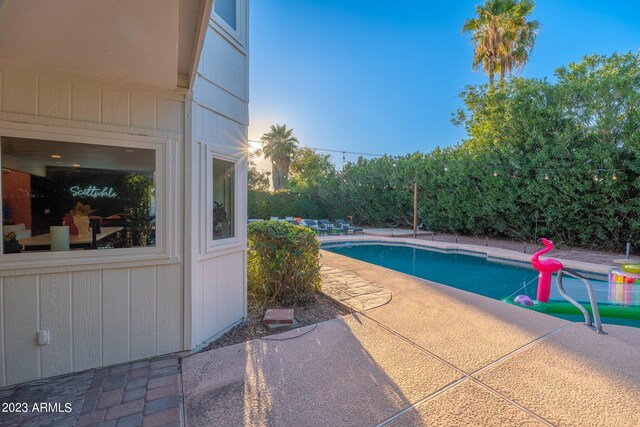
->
[260,124,299,191]
[288,148,336,192]
[248,150,271,191]
[462,0,539,86]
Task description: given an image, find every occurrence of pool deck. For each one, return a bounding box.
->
[182,242,640,426]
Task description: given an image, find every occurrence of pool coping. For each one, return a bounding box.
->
[318,235,611,279]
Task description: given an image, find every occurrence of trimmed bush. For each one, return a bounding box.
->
[248,220,321,304]
[248,190,328,219]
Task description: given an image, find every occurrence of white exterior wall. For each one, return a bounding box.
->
[185,5,249,348]
[0,63,184,387]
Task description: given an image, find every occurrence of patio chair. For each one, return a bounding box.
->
[319,219,346,235]
[336,219,364,235]
[306,219,329,235]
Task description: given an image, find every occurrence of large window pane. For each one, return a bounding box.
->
[214,0,237,30]
[1,137,156,253]
[212,158,235,240]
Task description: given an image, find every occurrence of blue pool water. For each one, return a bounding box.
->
[324,243,640,328]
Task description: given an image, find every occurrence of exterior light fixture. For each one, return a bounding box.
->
[612,174,618,180]
[544,174,549,180]
[493,171,498,177]
[51,154,62,158]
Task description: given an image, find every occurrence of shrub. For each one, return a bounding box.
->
[248,190,329,219]
[247,220,321,304]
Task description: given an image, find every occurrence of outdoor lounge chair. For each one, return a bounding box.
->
[319,219,347,235]
[305,219,329,235]
[336,219,364,235]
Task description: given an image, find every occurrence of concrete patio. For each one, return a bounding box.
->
[181,249,640,426]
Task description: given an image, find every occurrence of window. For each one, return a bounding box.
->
[212,157,235,241]
[1,136,157,254]
[214,0,237,30]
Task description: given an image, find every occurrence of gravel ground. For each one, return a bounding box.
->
[203,292,351,351]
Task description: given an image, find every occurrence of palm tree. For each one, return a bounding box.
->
[260,124,299,190]
[462,0,539,87]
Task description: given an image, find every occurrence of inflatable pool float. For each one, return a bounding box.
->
[504,238,639,327]
[622,264,640,274]
[503,295,640,319]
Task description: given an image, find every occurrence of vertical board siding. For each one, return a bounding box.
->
[4,275,39,385]
[130,267,157,359]
[0,65,186,386]
[71,82,101,123]
[156,265,182,354]
[157,99,183,132]
[101,88,130,126]
[0,265,182,387]
[2,69,37,115]
[202,258,217,341]
[0,278,5,386]
[102,269,131,365]
[72,271,102,372]
[39,273,73,378]
[38,77,70,119]
[191,262,204,346]
[130,94,156,129]
[194,251,245,347]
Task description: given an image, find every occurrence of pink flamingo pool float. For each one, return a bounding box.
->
[531,238,564,303]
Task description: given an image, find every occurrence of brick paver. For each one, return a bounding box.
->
[77,355,182,427]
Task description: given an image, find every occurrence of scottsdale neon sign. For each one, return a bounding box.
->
[69,186,118,198]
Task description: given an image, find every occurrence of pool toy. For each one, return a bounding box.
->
[610,267,640,285]
[505,237,640,329]
[531,238,564,303]
[622,264,640,274]
[514,295,533,306]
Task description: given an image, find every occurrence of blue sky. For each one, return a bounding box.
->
[248,0,640,160]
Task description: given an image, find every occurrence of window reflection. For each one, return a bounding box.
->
[1,137,156,253]
[212,158,235,240]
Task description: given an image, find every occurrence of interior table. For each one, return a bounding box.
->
[19,227,124,250]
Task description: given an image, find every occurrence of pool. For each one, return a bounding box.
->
[323,242,640,328]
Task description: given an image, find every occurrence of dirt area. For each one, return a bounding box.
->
[203,292,350,351]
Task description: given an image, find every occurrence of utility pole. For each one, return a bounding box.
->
[413,182,418,238]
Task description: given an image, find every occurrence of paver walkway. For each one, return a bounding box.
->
[321,265,391,311]
[0,355,181,427]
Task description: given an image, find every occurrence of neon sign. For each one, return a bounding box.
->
[69,186,118,198]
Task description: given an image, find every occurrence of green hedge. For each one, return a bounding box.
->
[317,53,640,250]
[248,190,328,219]
[247,221,321,304]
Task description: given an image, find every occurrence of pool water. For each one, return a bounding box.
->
[324,243,640,328]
